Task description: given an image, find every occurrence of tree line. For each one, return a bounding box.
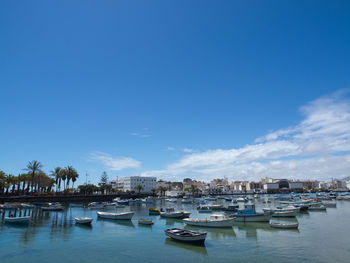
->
[0,160,79,196]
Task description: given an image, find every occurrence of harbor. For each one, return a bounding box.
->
[1,193,350,263]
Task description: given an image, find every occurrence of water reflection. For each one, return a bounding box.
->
[164,238,208,255]
[184,225,236,239]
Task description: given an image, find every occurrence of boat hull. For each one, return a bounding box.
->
[165,229,206,243]
[4,217,30,224]
[75,217,93,225]
[183,218,235,228]
[97,211,134,220]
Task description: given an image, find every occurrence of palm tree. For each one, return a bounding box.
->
[25,160,43,194]
[0,170,7,195]
[135,185,143,194]
[61,168,67,191]
[65,166,78,191]
[50,167,62,193]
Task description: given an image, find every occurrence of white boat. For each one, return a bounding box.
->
[97,211,134,220]
[272,210,297,218]
[269,221,299,229]
[160,208,184,218]
[183,214,235,228]
[4,216,30,224]
[165,228,207,243]
[75,217,93,225]
[138,218,154,225]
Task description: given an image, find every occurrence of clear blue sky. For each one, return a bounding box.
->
[1,1,350,184]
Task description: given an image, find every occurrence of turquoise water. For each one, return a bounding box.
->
[1,199,350,263]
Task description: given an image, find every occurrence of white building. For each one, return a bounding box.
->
[123,176,157,193]
[289,182,303,190]
[110,179,124,191]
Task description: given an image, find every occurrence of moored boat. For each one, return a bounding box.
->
[183,214,235,228]
[97,211,134,220]
[234,203,271,222]
[160,208,184,218]
[149,208,161,215]
[165,228,207,243]
[75,217,93,225]
[138,218,154,225]
[269,220,299,229]
[272,210,297,218]
[4,216,30,224]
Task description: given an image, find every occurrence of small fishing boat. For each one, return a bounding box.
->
[97,211,134,220]
[165,228,207,243]
[149,208,161,215]
[183,214,235,228]
[269,221,299,229]
[234,203,271,222]
[272,210,297,218]
[4,216,30,224]
[160,208,184,218]
[75,217,93,225]
[114,199,129,206]
[138,218,154,225]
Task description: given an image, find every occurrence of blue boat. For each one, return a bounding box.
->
[233,203,271,222]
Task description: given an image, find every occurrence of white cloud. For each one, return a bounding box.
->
[183,148,193,153]
[131,131,151,138]
[90,152,141,171]
[167,147,176,151]
[141,91,350,181]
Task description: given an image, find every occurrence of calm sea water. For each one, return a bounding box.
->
[1,198,350,263]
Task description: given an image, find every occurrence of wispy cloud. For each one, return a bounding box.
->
[89,151,141,171]
[183,148,193,153]
[131,132,152,138]
[167,147,176,151]
[141,91,350,181]
[131,128,151,138]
